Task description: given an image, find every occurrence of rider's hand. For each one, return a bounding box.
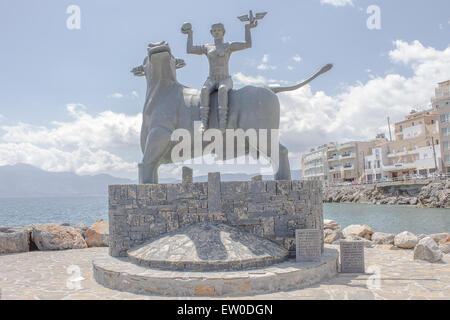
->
[247,20,258,29]
[181,22,193,34]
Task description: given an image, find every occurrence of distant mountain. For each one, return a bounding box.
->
[0,164,302,198]
[0,164,135,198]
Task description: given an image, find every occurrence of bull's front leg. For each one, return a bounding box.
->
[139,126,173,184]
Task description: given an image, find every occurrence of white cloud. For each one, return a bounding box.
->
[257,54,277,70]
[0,104,141,179]
[276,40,450,155]
[233,72,288,87]
[0,142,137,177]
[131,90,139,98]
[320,0,354,7]
[108,93,124,99]
[1,104,141,150]
[287,66,294,71]
[293,55,302,63]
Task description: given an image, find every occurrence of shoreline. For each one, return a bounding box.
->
[323,180,449,209]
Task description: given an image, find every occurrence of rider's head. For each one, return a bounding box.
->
[210,23,225,39]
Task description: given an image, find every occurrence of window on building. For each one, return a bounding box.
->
[444,141,450,151]
[443,128,450,137]
[441,114,450,123]
[445,155,450,164]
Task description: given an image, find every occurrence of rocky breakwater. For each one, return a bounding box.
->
[323,219,449,263]
[0,219,109,255]
[323,180,449,208]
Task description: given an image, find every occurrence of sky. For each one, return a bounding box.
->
[0,0,449,179]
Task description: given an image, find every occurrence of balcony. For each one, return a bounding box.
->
[329,167,342,173]
[387,149,419,158]
[327,155,339,161]
[383,163,417,171]
[343,165,354,171]
[304,163,323,170]
[341,153,355,159]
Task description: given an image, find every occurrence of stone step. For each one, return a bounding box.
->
[93,248,338,297]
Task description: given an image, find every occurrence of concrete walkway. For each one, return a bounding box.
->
[0,245,449,300]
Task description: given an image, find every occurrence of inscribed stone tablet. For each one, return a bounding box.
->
[340,240,365,273]
[295,229,322,262]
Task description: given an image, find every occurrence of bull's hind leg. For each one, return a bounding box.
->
[139,126,173,184]
[274,143,291,180]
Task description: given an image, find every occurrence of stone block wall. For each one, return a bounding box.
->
[109,176,323,257]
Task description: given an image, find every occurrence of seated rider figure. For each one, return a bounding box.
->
[182,20,257,130]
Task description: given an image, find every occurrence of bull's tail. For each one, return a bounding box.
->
[269,64,333,94]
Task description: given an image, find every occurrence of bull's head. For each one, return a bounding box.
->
[131,41,185,79]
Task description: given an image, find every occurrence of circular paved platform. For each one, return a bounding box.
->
[93,248,338,297]
[127,222,289,271]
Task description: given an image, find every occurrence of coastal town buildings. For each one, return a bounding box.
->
[302,81,449,185]
[364,109,441,182]
[432,80,450,174]
[301,137,385,185]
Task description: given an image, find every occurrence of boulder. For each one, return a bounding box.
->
[394,231,418,249]
[372,232,395,245]
[440,243,450,255]
[428,233,450,244]
[0,226,30,254]
[342,224,374,240]
[31,224,87,250]
[323,219,341,231]
[396,196,410,205]
[439,236,450,254]
[324,229,344,244]
[417,234,427,241]
[86,219,109,247]
[413,237,443,262]
[75,222,89,239]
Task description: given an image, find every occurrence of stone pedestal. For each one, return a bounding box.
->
[94,178,336,296]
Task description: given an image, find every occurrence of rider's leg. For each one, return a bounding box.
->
[218,78,233,130]
[200,79,214,130]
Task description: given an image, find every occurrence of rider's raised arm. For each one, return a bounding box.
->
[186,31,204,55]
[230,24,253,52]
